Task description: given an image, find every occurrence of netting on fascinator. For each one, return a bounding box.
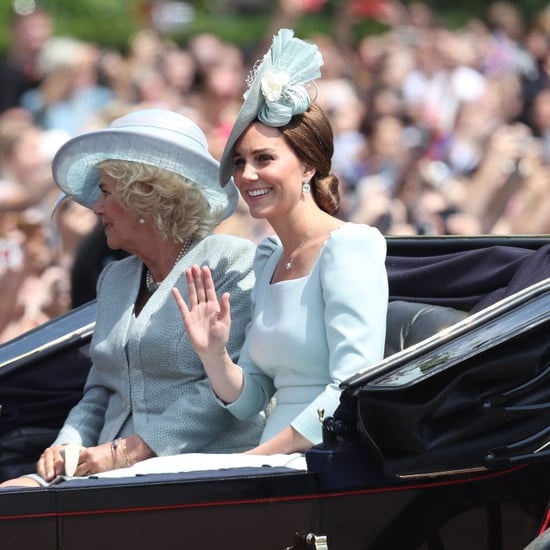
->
[251,28,324,127]
[219,28,324,185]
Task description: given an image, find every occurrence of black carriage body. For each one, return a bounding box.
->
[0,235,549,550]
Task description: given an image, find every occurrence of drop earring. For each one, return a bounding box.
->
[139,218,145,224]
[302,178,311,193]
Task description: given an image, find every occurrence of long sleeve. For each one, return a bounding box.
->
[52,365,111,447]
[225,238,280,419]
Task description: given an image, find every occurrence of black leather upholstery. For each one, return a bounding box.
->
[385,300,469,357]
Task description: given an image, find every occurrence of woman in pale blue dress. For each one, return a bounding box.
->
[174,29,388,455]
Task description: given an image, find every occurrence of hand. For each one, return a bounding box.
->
[37,442,112,480]
[172,265,231,358]
[71,442,115,476]
[486,123,533,167]
[36,444,66,481]
[243,426,313,455]
[0,476,42,488]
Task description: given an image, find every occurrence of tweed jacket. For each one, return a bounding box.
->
[53,234,264,455]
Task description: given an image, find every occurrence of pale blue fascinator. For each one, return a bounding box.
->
[219,28,324,186]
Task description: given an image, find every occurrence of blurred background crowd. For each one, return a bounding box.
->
[1,0,550,341]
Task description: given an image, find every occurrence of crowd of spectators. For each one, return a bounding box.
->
[1,0,550,341]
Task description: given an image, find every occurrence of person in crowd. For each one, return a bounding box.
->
[0,210,67,343]
[0,110,70,341]
[0,109,58,214]
[51,197,97,270]
[0,8,53,114]
[20,37,116,136]
[187,40,248,160]
[173,29,388,455]
[1,108,263,487]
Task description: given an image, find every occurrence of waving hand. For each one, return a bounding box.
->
[172,265,231,357]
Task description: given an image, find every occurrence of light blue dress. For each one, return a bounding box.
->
[226,223,388,445]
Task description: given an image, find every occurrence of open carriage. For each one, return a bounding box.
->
[0,235,549,550]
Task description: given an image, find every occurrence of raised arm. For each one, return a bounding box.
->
[172,264,245,403]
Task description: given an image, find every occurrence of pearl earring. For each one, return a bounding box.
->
[302,178,311,193]
[139,218,145,224]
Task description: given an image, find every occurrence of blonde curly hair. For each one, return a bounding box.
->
[97,160,221,242]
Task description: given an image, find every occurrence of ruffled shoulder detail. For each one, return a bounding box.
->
[319,223,387,277]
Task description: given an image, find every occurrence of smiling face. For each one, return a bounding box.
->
[232,122,314,222]
[92,173,143,252]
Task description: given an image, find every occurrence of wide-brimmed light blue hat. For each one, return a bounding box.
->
[53,109,239,220]
[219,29,323,186]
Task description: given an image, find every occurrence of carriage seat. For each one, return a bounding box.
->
[384,300,469,357]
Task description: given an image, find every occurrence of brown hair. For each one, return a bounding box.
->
[279,103,340,215]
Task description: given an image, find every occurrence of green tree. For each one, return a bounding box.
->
[2,0,550,56]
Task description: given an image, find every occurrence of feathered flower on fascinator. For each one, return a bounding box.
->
[253,28,323,126]
[219,28,324,186]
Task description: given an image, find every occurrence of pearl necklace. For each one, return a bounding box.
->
[145,238,192,293]
[283,226,312,271]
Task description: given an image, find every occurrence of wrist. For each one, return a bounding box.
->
[120,439,131,468]
[200,345,231,369]
[124,434,155,464]
[111,438,131,469]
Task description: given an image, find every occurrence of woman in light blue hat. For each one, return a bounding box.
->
[175,30,388,455]
[1,109,264,487]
